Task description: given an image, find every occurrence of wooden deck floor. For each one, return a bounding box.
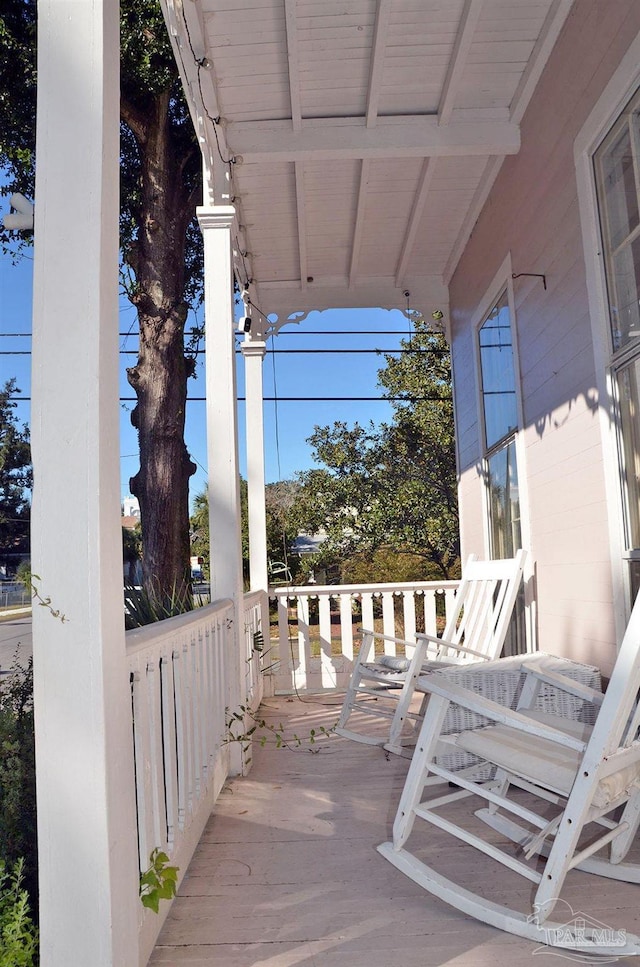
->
[149,695,640,967]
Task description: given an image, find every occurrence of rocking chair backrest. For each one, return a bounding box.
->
[585,591,640,759]
[437,549,528,662]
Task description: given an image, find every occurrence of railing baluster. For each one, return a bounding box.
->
[173,645,188,832]
[160,653,178,849]
[278,594,293,686]
[339,593,354,660]
[318,594,334,687]
[444,587,457,633]
[402,590,417,648]
[424,589,438,636]
[297,594,311,688]
[131,665,151,872]
[361,593,374,633]
[382,591,395,647]
[147,660,167,849]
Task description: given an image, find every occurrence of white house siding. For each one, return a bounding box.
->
[449,2,640,675]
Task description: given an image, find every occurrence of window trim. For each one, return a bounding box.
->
[471,255,530,559]
[472,261,532,652]
[575,30,640,638]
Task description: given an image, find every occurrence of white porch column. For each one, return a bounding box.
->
[197,206,245,772]
[241,340,269,593]
[31,1,139,965]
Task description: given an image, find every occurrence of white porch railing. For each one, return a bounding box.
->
[126,591,271,965]
[242,588,270,705]
[125,581,459,962]
[269,579,461,693]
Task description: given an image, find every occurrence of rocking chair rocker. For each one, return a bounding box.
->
[336,550,528,754]
[378,594,640,958]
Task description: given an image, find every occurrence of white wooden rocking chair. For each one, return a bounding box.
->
[336,550,528,755]
[378,594,640,958]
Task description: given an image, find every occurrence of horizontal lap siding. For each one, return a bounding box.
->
[450,1,640,673]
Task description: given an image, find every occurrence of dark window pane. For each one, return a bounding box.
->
[479,292,518,448]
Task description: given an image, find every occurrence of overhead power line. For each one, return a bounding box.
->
[8,395,449,404]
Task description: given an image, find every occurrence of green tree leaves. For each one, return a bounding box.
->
[293,321,459,580]
[0,380,31,571]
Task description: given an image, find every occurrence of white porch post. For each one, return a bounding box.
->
[31,1,139,964]
[197,206,245,772]
[241,339,269,593]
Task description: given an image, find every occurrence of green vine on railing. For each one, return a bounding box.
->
[139,848,179,914]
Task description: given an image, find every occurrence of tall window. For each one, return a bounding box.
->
[478,291,522,559]
[594,87,640,598]
[478,290,524,653]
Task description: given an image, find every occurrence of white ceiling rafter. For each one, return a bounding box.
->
[349,159,371,287]
[162,0,572,321]
[438,0,485,127]
[395,158,437,288]
[366,0,392,128]
[442,0,574,284]
[509,0,575,125]
[284,0,302,132]
[162,0,235,205]
[228,116,520,163]
[294,162,308,289]
[442,154,503,284]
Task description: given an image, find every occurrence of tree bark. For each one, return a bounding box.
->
[124,90,199,608]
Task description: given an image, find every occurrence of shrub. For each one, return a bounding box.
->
[0,858,38,966]
[0,659,37,910]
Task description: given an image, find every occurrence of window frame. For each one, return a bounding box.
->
[575,31,640,638]
[472,258,532,654]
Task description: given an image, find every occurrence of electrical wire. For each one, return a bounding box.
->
[7,395,448,403]
[179,2,235,169]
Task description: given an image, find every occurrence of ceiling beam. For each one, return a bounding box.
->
[509,0,574,125]
[349,159,370,286]
[254,276,449,330]
[366,0,392,128]
[294,162,308,289]
[229,116,520,163]
[443,154,504,284]
[284,0,302,132]
[395,158,436,287]
[438,0,484,126]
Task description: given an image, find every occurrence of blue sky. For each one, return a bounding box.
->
[1,246,411,507]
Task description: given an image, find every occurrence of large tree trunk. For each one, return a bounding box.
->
[123,90,199,609]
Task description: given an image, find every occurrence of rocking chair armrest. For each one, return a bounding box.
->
[357,627,415,648]
[520,662,604,706]
[417,673,587,752]
[354,627,415,664]
[415,632,488,661]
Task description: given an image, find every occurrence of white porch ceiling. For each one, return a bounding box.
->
[165,0,573,330]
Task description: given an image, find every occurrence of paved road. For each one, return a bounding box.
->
[0,615,33,673]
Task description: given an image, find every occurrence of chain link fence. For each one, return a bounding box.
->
[0,583,30,609]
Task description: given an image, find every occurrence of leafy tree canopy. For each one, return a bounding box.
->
[190,479,302,586]
[0,380,31,565]
[292,321,460,580]
[1,0,205,605]
[0,0,36,257]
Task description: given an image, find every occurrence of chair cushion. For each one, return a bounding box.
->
[376,655,410,672]
[456,723,640,809]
